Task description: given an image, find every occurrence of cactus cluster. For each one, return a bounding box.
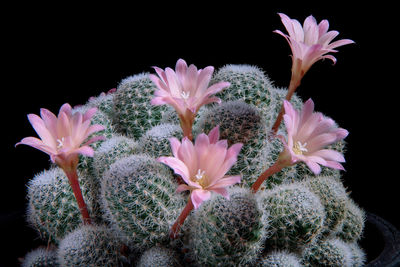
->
[21,62,366,267]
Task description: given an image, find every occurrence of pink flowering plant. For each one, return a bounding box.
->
[150,59,230,140]
[252,99,348,192]
[16,103,105,224]
[157,125,243,238]
[16,12,365,267]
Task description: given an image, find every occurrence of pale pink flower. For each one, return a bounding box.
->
[280,99,348,174]
[274,13,354,78]
[150,59,230,139]
[158,126,243,209]
[16,103,105,171]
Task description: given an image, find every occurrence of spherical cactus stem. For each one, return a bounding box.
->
[64,169,92,225]
[270,68,302,135]
[170,197,194,239]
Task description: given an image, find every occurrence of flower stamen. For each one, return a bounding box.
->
[181,91,190,100]
[57,137,65,149]
[293,141,308,155]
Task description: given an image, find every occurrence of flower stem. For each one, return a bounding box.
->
[64,169,92,225]
[170,197,194,239]
[251,160,286,193]
[270,70,302,136]
[179,112,195,141]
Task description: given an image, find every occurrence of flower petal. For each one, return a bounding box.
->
[191,189,211,209]
[157,156,191,184]
[27,114,57,148]
[207,175,241,189]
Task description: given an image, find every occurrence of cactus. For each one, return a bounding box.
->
[258,250,302,267]
[22,248,59,267]
[260,183,325,251]
[139,123,183,158]
[137,246,183,267]
[302,238,354,267]
[57,224,123,266]
[188,187,267,266]
[336,199,366,242]
[27,167,96,244]
[112,73,167,139]
[195,100,269,186]
[19,59,367,267]
[211,64,274,117]
[348,242,366,267]
[303,176,349,234]
[86,89,116,118]
[92,135,140,179]
[101,154,185,251]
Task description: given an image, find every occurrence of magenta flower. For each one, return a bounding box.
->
[150,59,230,140]
[16,103,105,171]
[158,125,242,209]
[280,98,348,174]
[274,13,354,78]
[252,98,348,192]
[158,126,242,239]
[16,103,105,224]
[270,13,354,135]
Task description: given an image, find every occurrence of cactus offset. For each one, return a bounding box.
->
[101,154,185,251]
[113,73,167,139]
[258,250,302,267]
[188,187,267,266]
[27,168,97,244]
[22,248,59,267]
[260,183,325,251]
[57,224,124,266]
[137,246,183,267]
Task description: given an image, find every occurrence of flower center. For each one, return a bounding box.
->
[194,169,206,187]
[293,141,308,155]
[56,137,65,149]
[181,91,190,100]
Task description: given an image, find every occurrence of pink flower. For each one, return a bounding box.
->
[150,59,230,139]
[274,13,354,78]
[158,126,243,209]
[16,103,105,171]
[280,99,348,175]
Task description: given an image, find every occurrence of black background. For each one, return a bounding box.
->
[2,3,398,266]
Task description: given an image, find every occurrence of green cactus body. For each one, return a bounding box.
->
[139,123,183,158]
[260,183,325,251]
[303,176,349,235]
[189,187,267,267]
[112,73,167,139]
[57,224,123,266]
[86,90,116,118]
[137,246,183,267]
[336,199,366,242]
[302,238,354,267]
[101,154,185,251]
[22,248,59,267]
[27,168,96,244]
[92,135,140,180]
[196,100,269,187]
[348,242,366,267]
[258,250,302,267]
[211,64,274,118]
